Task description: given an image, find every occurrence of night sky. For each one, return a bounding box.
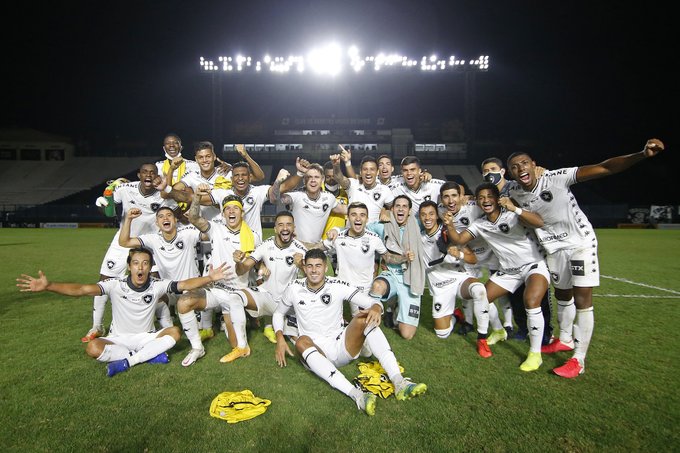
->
[3,1,676,194]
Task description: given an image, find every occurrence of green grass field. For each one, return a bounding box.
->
[1,228,679,452]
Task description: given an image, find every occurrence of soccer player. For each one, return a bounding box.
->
[389,156,444,217]
[506,138,665,378]
[366,195,426,340]
[419,200,492,341]
[320,160,349,275]
[176,192,260,367]
[331,153,394,223]
[481,157,553,343]
[272,249,427,416]
[156,133,200,187]
[377,154,396,186]
[82,163,175,342]
[118,206,202,327]
[447,183,550,370]
[220,211,307,362]
[17,248,230,377]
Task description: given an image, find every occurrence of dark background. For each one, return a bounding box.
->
[2,1,676,203]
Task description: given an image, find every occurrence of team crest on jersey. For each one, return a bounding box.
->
[424,195,431,201]
[322,203,329,212]
[143,294,153,304]
[434,303,442,312]
[540,191,553,202]
[361,244,370,254]
[285,256,294,266]
[499,223,510,233]
[321,294,331,305]
[461,217,470,226]
[246,196,254,205]
[151,203,160,212]
[106,260,115,269]
[303,205,310,210]
[550,271,560,283]
[176,240,184,249]
[373,192,381,201]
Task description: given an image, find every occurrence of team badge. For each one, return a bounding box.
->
[373,192,381,201]
[151,203,160,212]
[246,196,254,205]
[176,241,184,249]
[106,260,115,269]
[540,191,553,202]
[499,223,510,233]
[434,303,442,312]
[321,294,331,305]
[322,203,329,212]
[285,256,294,265]
[550,271,560,283]
[461,217,469,226]
[361,244,370,254]
[424,195,431,201]
[143,294,153,304]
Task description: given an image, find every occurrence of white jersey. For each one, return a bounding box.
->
[276,277,376,340]
[346,178,394,222]
[440,201,497,268]
[421,225,466,279]
[98,277,175,335]
[466,208,544,273]
[507,167,595,254]
[287,191,339,242]
[212,184,271,242]
[205,221,261,289]
[155,158,200,186]
[180,170,232,221]
[248,237,307,296]
[138,225,202,280]
[324,229,387,290]
[389,178,445,216]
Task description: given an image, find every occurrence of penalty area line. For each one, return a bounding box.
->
[601,274,680,295]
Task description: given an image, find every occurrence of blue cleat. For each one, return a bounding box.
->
[107,358,130,377]
[146,352,170,364]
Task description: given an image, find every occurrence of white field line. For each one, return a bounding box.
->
[594,294,680,299]
[601,274,680,295]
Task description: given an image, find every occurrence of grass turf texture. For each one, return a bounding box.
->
[1,228,679,452]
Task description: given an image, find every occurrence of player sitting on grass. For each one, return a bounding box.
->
[17,248,230,377]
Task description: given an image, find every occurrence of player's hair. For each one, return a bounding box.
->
[304,163,324,183]
[360,155,378,167]
[377,154,392,164]
[481,157,504,171]
[304,248,327,263]
[400,156,421,167]
[155,206,176,217]
[347,201,369,215]
[232,161,251,172]
[506,151,533,169]
[322,161,334,171]
[474,182,500,199]
[139,162,158,172]
[275,210,294,223]
[195,141,214,155]
[127,247,154,266]
[393,194,413,209]
[440,181,462,197]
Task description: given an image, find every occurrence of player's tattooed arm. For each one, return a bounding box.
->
[381,252,408,265]
[186,192,211,234]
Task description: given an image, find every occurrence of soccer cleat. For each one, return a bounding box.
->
[395,378,427,401]
[263,326,277,344]
[382,309,396,329]
[505,326,514,337]
[199,328,214,341]
[106,359,130,377]
[356,392,377,416]
[519,351,543,372]
[458,322,475,336]
[541,338,575,354]
[181,348,205,367]
[477,338,492,358]
[453,308,465,326]
[487,328,508,346]
[219,346,251,363]
[81,326,105,343]
[553,358,585,378]
[146,352,170,364]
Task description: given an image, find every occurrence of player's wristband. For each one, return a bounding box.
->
[164,186,172,193]
[296,170,305,177]
[514,208,523,216]
[458,251,465,261]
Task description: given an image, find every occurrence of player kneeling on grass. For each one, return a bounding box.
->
[16,247,231,377]
[272,249,427,416]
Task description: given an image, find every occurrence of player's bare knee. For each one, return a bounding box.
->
[85,340,105,358]
[295,335,314,353]
[159,326,181,342]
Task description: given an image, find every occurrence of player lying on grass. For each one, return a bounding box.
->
[17,248,230,377]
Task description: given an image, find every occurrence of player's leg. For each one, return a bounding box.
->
[177,289,209,366]
[220,290,258,363]
[544,250,576,353]
[519,268,550,372]
[127,327,181,366]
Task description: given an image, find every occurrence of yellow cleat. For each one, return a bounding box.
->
[199,328,214,341]
[519,351,543,372]
[263,326,277,344]
[487,328,508,346]
[219,346,251,363]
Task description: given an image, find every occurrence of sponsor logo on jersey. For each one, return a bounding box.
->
[321,294,331,305]
[539,232,569,243]
[433,278,455,288]
[570,260,585,276]
[540,191,553,202]
[408,304,420,318]
[499,223,510,233]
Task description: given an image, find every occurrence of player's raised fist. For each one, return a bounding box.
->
[643,138,664,157]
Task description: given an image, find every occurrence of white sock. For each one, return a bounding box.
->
[96,344,130,363]
[179,311,203,350]
[573,307,594,363]
[198,308,214,330]
[302,347,356,397]
[128,335,176,367]
[526,307,545,353]
[488,302,503,330]
[469,282,489,335]
[434,322,454,339]
[557,298,576,343]
[499,296,513,328]
[227,297,249,349]
[364,326,402,382]
[92,295,108,328]
[155,303,173,329]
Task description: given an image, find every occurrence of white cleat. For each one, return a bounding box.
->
[181,348,206,367]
